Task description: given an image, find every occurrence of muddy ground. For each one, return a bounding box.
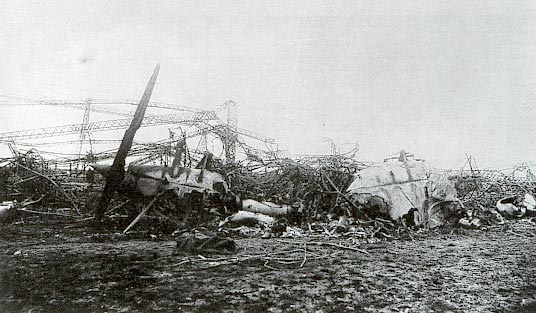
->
[0,215,535,313]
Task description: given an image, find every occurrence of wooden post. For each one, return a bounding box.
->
[95,64,160,221]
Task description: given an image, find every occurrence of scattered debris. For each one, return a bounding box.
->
[175,230,237,255]
[497,196,521,216]
[242,199,292,217]
[0,200,17,222]
[523,193,536,215]
[3,144,536,241]
[219,211,275,228]
[0,76,535,245]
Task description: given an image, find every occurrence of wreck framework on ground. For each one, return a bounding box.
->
[1,93,536,233]
[2,139,535,232]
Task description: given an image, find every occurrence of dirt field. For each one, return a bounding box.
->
[0,216,535,313]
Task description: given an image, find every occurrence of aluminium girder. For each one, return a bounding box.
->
[0,113,215,141]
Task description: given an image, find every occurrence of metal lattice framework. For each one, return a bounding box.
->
[0,112,215,141]
[0,96,212,114]
[0,95,279,163]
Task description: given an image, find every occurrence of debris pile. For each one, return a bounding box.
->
[0,67,534,252]
[3,142,536,242]
[450,168,536,228]
[1,150,97,212]
[225,155,367,222]
[175,230,238,255]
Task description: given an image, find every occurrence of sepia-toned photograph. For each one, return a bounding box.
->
[0,1,535,312]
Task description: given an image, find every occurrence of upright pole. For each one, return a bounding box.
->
[95,64,160,221]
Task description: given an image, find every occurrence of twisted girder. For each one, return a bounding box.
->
[0,112,215,141]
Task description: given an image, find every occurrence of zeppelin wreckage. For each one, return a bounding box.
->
[0,65,535,252]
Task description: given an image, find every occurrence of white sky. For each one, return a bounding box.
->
[1,1,536,169]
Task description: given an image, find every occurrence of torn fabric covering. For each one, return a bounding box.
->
[167,168,227,198]
[129,165,227,197]
[346,157,458,225]
[92,164,228,198]
[346,159,429,220]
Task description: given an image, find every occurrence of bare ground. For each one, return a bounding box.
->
[0,216,535,312]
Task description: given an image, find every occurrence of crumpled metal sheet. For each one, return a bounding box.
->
[428,174,457,202]
[346,159,458,224]
[92,164,227,198]
[346,160,428,190]
[346,160,429,220]
[166,168,227,197]
[129,165,227,197]
[349,181,428,220]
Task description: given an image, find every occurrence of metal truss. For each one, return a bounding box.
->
[0,112,215,141]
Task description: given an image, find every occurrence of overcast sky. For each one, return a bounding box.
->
[1,1,536,169]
